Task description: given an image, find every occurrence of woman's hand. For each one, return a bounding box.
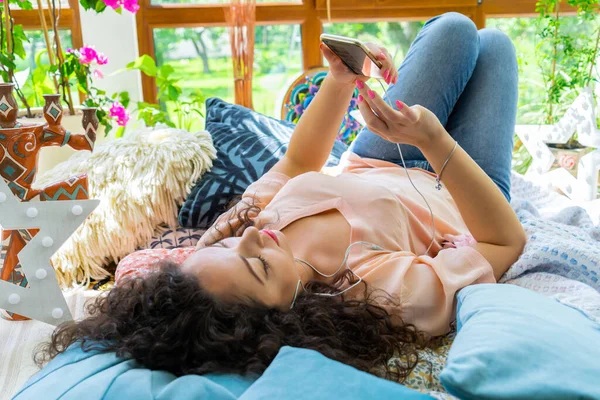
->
[355,80,445,149]
[321,42,398,85]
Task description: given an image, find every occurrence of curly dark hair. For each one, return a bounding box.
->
[35,198,427,383]
[35,262,426,382]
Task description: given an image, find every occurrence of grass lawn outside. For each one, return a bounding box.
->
[163,57,301,131]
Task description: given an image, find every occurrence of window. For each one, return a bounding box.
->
[323,21,425,97]
[253,24,302,116]
[151,0,301,6]
[323,21,424,67]
[487,16,599,124]
[12,30,73,108]
[154,26,233,130]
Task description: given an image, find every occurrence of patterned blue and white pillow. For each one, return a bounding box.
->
[178,98,348,228]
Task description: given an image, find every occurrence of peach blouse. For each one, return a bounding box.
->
[245,152,495,336]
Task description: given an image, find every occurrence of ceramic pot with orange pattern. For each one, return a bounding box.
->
[43,94,64,126]
[81,107,99,147]
[0,83,18,129]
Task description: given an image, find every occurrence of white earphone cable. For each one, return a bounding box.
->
[288,76,440,308]
[376,78,436,256]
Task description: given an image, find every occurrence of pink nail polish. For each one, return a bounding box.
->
[379,52,387,60]
[356,80,364,89]
[393,76,398,84]
[367,90,375,99]
[383,70,389,80]
[396,100,404,110]
[358,94,364,103]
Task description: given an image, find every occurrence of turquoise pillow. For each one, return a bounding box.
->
[240,346,433,400]
[440,284,600,400]
[14,344,431,400]
[12,345,254,400]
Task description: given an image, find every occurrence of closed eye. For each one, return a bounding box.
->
[258,255,269,276]
[211,241,265,284]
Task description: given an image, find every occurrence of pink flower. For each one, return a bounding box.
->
[123,0,139,13]
[96,53,109,65]
[102,0,120,10]
[559,154,577,170]
[66,48,74,54]
[100,0,138,12]
[79,46,98,65]
[93,69,104,79]
[109,102,130,127]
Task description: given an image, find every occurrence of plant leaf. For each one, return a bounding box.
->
[126,55,158,77]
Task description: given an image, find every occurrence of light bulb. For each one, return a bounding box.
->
[0,192,6,203]
[36,269,48,280]
[71,205,83,216]
[8,293,20,305]
[26,207,38,218]
[42,237,54,247]
[52,308,64,319]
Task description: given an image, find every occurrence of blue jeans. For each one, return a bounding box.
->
[349,12,518,202]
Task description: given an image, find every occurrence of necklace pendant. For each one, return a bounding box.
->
[435,178,442,191]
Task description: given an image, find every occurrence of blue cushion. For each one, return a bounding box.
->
[240,346,433,400]
[178,98,347,228]
[13,345,254,400]
[14,344,431,400]
[440,284,600,400]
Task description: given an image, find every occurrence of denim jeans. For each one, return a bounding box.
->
[349,12,518,202]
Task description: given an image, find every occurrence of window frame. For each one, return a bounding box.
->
[136,0,580,105]
[11,0,84,50]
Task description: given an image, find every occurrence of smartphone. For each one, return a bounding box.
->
[320,33,384,78]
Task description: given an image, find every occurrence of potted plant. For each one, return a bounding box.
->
[1,0,139,170]
[1,0,137,124]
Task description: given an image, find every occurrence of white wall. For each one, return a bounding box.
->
[78,9,143,103]
[36,9,143,174]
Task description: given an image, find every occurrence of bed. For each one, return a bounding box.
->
[2,68,600,398]
[2,166,599,400]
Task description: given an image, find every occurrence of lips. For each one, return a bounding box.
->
[261,229,279,246]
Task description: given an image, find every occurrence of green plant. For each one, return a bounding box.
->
[535,0,599,125]
[125,55,205,132]
[1,0,34,116]
[59,47,131,136]
[511,1,600,174]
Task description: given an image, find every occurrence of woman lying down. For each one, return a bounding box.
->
[37,13,526,382]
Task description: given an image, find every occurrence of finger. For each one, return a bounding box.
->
[357,94,388,134]
[391,69,398,85]
[320,43,343,67]
[358,81,403,123]
[376,51,396,84]
[377,52,390,84]
[355,80,384,119]
[396,100,419,123]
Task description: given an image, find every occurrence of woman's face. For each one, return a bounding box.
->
[181,227,300,309]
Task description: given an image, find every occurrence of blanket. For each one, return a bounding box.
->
[397,171,600,398]
[502,171,600,323]
[2,171,599,400]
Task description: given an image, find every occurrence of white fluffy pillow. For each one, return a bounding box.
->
[33,127,216,288]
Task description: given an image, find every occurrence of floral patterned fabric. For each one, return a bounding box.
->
[114,224,204,284]
[115,247,196,284]
[385,330,457,399]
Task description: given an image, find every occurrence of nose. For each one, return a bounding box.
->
[237,226,264,255]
